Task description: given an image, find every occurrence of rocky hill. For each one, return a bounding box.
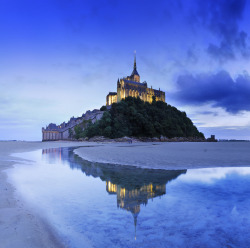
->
[74,97,204,140]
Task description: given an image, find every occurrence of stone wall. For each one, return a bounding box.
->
[42,130,62,141]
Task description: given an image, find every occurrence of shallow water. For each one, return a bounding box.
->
[8,147,250,248]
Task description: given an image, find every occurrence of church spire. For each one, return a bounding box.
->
[134,213,137,240]
[130,51,140,80]
[129,51,140,82]
[134,50,137,70]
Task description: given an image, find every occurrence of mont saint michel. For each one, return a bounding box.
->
[42,54,203,142]
[2,1,250,248]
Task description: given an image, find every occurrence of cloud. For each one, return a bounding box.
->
[197,111,219,116]
[198,125,250,140]
[186,45,198,63]
[0,98,9,108]
[191,0,250,62]
[171,70,250,113]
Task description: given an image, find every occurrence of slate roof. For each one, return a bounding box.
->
[131,68,139,76]
[123,79,147,86]
[108,92,117,95]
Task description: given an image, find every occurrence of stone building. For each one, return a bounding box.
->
[106,54,165,106]
[42,109,103,141]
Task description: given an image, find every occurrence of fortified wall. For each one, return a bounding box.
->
[42,109,103,141]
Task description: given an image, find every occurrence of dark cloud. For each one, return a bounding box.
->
[171,70,250,113]
[191,0,250,62]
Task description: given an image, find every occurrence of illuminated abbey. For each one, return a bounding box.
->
[106,53,165,106]
[42,53,166,141]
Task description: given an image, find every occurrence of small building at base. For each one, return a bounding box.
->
[106,54,165,106]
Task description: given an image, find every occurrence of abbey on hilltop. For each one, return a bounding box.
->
[42,53,167,141]
[106,53,165,106]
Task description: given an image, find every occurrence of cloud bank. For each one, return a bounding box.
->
[172,70,250,113]
[191,0,250,62]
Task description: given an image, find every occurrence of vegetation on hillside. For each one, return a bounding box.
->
[74,97,204,139]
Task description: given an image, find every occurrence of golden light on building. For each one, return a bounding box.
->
[106,53,165,106]
[106,181,117,193]
[120,188,126,198]
[106,180,166,216]
[106,92,117,106]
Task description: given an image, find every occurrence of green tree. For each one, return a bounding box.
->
[74,126,82,140]
[81,97,205,139]
[68,128,73,138]
[100,105,107,111]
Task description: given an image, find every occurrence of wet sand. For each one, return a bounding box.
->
[74,142,250,170]
[0,141,91,248]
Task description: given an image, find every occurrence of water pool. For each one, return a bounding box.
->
[8,147,250,248]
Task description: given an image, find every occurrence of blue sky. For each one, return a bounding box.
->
[1,0,250,140]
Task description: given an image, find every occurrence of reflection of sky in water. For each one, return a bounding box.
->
[8,147,250,248]
[179,167,250,183]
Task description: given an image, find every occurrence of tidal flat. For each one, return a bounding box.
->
[74,141,250,169]
[1,141,250,247]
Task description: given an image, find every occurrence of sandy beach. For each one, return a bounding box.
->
[1,141,250,247]
[74,141,250,170]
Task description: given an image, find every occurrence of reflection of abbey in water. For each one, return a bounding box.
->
[106,181,166,212]
[106,181,166,239]
[42,147,186,239]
